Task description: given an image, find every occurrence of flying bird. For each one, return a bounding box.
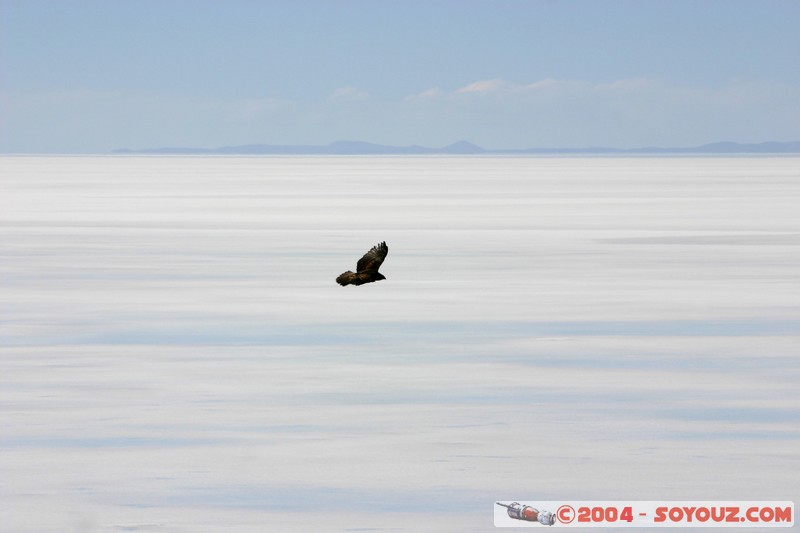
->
[336,241,388,286]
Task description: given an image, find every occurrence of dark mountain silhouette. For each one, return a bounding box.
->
[113,140,800,155]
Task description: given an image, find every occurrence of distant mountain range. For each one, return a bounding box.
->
[113,140,800,155]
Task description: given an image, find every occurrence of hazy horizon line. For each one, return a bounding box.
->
[107,138,800,156]
[3,139,800,157]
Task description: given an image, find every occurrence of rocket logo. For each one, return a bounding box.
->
[497,502,556,525]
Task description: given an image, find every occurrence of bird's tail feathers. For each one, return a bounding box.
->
[336,271,356,286]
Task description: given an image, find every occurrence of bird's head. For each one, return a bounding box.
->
[375,273,386,281]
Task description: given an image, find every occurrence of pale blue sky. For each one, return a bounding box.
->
[2,0,799,152]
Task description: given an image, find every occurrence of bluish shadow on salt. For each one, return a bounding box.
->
[144,485,491,514]
[5,318,797,347]
[655,406,800,424]
[0,436,224,449]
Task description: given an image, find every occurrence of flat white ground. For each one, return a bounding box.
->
[1,156,798,532]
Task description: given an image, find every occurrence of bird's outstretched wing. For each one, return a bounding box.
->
[356,241,388,273]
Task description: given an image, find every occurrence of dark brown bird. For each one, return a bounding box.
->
[336,241,388,286]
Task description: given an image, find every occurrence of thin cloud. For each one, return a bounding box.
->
[328,86,371,102]
[453,77,659,96]
[524,78,562,91]
[397,77,800,148]
[456,79,506,94]
[3,77,799,152]
[404,87,443,101]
